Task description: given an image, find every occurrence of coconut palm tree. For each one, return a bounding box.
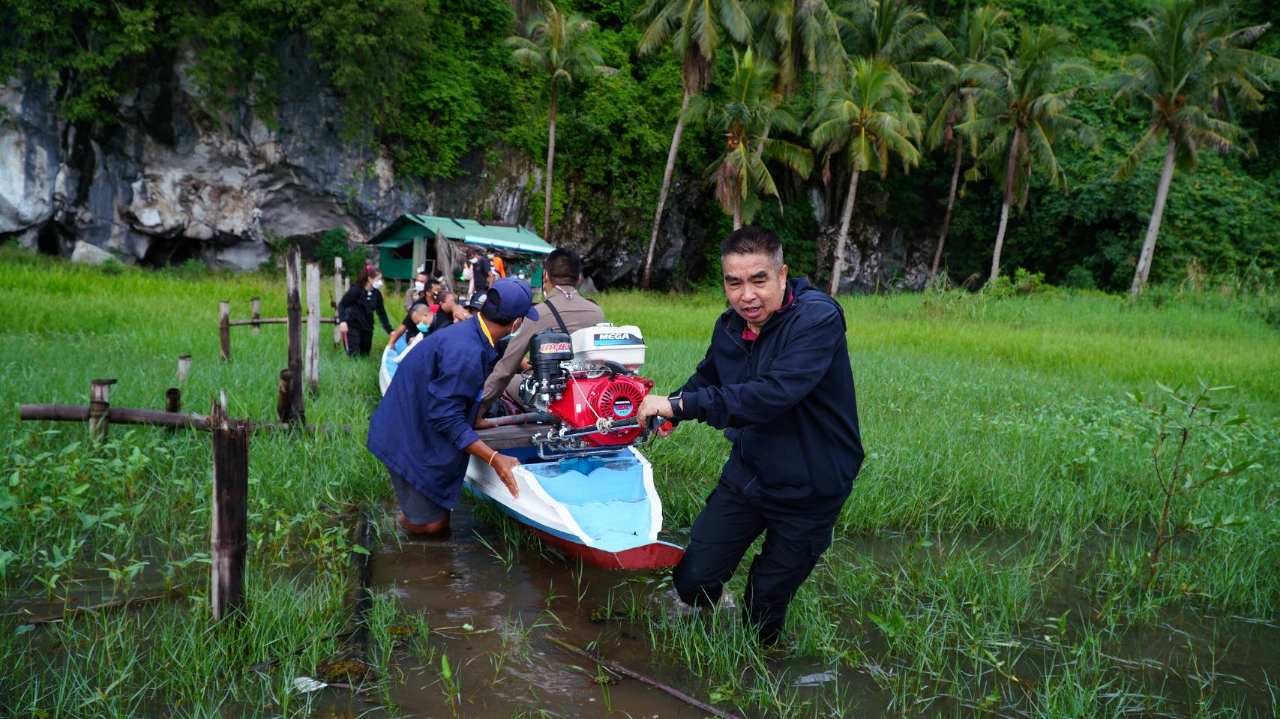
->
[958,24,1092,282]
[747,0,845,198]
[751,0,847,100]
[1111,0,1279,297]
[636,0,751,287]
[704,48,815,228]
[924,5,1011,281]
[508,2,612,242]
[810,57,922,294]
[837,0,950,87]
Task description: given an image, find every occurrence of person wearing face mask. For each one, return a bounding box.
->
[426,292,458,333]
[367,278,540,538]
[634,226,864,647]
[469,250,492,293]
[404,270,430,312]
[338,264,394,357]
[386,301,434,350]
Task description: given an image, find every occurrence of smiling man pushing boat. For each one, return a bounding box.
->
[636,226,865,645]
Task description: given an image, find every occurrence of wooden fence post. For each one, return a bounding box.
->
[218,301,231,362]
[88,378,117,441]
[276,369,292,424]
[165,388,182,413]
[305,262,321,396]
[177,354,192,384]
[250,297,262,335]
[285,246,305,424]
[333,257,344,348]
[209,398,248,621]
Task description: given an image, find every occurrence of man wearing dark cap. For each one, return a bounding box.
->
[368,278,541,537]
[636,226,864,646]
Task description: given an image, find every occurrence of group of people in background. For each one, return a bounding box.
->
[336,247,517,359]
[340,245,606,420]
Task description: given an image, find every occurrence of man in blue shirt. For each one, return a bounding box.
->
[368,278,540,537]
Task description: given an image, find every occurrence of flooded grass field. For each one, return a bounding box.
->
[1,248,1277,716]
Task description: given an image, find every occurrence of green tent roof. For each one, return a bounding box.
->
[369,215,552,255]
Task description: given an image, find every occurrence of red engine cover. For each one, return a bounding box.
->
[548,373,655,446]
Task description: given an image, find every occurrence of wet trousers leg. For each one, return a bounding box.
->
[673,482,842,644]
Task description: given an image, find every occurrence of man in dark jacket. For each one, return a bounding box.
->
[368,278,540,537]
[636,226,864,645]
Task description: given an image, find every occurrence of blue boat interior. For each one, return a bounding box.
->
[520,451,653,552]
[382,334,409,381]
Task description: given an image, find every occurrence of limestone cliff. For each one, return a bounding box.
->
[0,40,929,290]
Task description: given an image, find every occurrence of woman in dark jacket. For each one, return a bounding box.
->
[338,265,394,356]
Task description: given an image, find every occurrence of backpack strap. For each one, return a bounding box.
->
[543,297,570,335]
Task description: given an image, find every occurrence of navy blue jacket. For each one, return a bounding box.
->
[674,277,864,506]
[367,317,498,508]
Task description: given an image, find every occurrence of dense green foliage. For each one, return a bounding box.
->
[1,0,1276,288]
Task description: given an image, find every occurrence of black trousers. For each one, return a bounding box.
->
[673,481,843,644]
[346,328,373,357]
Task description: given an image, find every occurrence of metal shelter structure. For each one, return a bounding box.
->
[369,215,552,282]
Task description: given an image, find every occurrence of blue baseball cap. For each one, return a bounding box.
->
[481,278,539,321]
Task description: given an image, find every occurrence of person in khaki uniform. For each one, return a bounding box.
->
[480,248,605,413]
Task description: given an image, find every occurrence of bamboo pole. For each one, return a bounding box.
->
[177,354,192,384]
[305,262,321,396]
[18,404,341,434]
[227,317,337,327]
[165,388,182,413]
[18,588,185,625]
[88,378,116,441]
[284,246,305,424]
[547,637,742,719]
[250,297,262,335]
[23,404,206,429]
[218,300,231,361]
[209,398,248,621]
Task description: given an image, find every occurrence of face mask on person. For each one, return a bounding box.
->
[372,279,384,289]
[412,281,424,292]
[416,322,430,333]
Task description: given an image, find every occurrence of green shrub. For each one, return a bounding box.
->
[986,267,1048,298]
[1063,265,1097,290]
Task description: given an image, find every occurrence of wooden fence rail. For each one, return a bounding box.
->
[227,317,338,327]
[18,383,250,621]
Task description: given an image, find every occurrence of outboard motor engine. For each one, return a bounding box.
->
[523,323,665,458]
[522,329,574,408]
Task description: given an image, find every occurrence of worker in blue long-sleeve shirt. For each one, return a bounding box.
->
[367,278,540,537]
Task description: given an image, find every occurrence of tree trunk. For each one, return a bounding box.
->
[992,200,1010,281]
[829,168,861,295]
[1130,138,1177,297]
[733,201,742,230]
[641,89,691,289]
[991,128,1021,282]
[543,81,558,243]
[931,142,964,281]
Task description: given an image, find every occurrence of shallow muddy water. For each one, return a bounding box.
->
[362,503,724,718]
[353,513,1280,718]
